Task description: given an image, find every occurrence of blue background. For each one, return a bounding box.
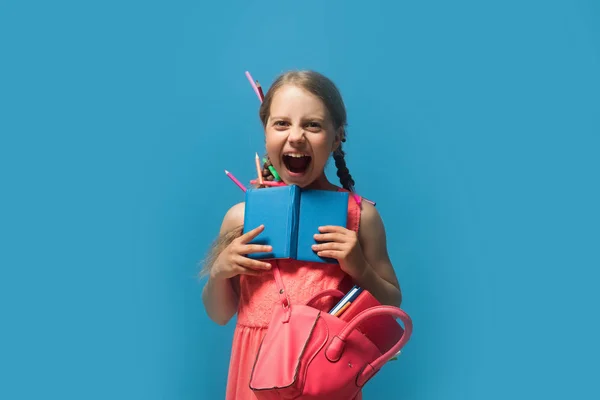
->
[1,0,598,399]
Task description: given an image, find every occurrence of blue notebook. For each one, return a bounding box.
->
[242,185,349,264]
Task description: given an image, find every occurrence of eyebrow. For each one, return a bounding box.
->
[304,116,326,122]
[270,116,327,122]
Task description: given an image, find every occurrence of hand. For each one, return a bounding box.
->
[211,224,273,280]
[312,225,367,279]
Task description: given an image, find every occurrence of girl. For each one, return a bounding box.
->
[201,70,402,399]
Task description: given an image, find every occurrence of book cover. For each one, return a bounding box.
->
[242,185,348,263]
[296,189,349,263]
[242,185,300,260]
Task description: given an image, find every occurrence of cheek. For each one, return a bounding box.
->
[265,128,285,144]
[264,135,281,166]
[312,137,334,162]
[264,132,277,152]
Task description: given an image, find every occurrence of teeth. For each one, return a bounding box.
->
[284,153,309,158]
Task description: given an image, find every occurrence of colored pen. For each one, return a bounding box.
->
[224,170,247,192]
[256,81,264,100]
[255,152,264,185]
[334,301,351,317]
[363,197,376,206]
[331,285,364,317]
[329,286,362,315]
[268,165,281,181]
[354,194,376,206]
[334,287,363,317]
[250,179,287,187]
[245,71,263,103]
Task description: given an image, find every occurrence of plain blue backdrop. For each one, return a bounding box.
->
[1,0,598,399]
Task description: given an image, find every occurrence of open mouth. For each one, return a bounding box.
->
[282,154,312,174]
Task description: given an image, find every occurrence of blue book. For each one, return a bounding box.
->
[242,185,349,263]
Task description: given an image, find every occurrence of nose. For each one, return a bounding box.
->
[288,127,305,146]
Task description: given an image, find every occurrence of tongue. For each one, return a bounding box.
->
[287,156,309,172]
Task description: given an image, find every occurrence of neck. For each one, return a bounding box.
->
[304,172,340,191]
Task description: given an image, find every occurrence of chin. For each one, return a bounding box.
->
[278,169,313,187]
[283,172,330,190]
[281,176,312,188]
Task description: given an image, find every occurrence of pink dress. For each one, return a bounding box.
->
[225,188,363,400]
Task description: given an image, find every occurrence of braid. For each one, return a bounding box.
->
[256,154,275,188]
[333,143,355,192]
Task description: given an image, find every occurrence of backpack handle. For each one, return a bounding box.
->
[325,305,413,386]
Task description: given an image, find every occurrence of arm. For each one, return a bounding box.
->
[201,203,245,325]
[312,201,403,307]
[353,202,402,307]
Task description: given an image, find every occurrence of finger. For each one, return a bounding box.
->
[316,250,341,259]
[240,244,273,254]
[313,232,347,243]
[235,255,272,271]
[318,225,349,234]
[312,242,345,252]
[239,224,265,243]
[235,266,262,277]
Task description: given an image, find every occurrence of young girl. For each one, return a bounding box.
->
[201,70,402,399]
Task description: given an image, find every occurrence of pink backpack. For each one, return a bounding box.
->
[249,261,413,400]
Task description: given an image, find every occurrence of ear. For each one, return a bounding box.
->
[332,127,344,153]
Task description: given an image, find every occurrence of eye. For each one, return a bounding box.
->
[305,121,322,130]
[273,120,289,127]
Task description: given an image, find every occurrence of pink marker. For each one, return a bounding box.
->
[250,179,287,187]
[245,71,263,103]
[225,170,247,192]
[363,198,376,206]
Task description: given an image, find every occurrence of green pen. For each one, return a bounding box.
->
[261,156,281,181]
[268,165,281,181]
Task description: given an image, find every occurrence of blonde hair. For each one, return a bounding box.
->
[199,225,243,279]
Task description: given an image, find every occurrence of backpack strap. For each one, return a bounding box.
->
[271,260,291,322]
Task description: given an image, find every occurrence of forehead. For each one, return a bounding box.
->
[270,85,328,118]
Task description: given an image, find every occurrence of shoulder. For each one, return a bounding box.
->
[359,200,383,228]
[219,202,245,234]
[358,200,387,243]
